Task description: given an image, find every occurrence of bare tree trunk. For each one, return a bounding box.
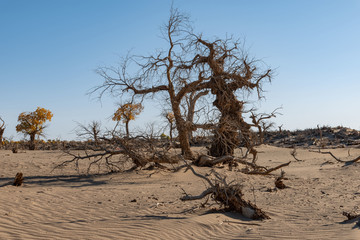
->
[0,128,4,145]
[29,133,36,150]
[125,121,130,138]
[0,117,4,145]
[209,79,253,157]
[209,115,239,156]
[186,90,208,143]
[92,122,99,145]
[173,105,193,159]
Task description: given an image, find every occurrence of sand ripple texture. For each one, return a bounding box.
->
[0,147,360,239]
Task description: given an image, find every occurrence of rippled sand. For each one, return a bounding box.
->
[0,146,359,239]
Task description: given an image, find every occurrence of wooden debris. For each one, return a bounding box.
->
[290,147,302,161]
[180,164,270,220]
[194,154,291,177]
[275,170,287,189]
[311,150,360,165]
[194,155,234,167]
[13,172,24,186]
[343,211,360,221]
[243,161,291,175]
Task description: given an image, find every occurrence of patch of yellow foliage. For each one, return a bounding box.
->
[16,107,53,135]
[112,103,143,123]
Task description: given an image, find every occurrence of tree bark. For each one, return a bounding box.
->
[208,78,253,157]
[125,121,130,138]
[0,117,4,145]
[29,133,36,150]
[0,128,4,145]
[186,90,208,143]
[173,104,193,159]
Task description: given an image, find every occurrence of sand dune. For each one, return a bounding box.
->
[0,146,359,239]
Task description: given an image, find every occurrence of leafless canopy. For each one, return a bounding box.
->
[91,7,274,159]
[75,121,102,144]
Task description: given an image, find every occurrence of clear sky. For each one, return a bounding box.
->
[1,0,360,140]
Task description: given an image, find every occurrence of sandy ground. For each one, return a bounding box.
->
[0,145,360,239]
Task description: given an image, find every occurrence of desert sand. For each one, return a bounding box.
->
[0,145,360,239]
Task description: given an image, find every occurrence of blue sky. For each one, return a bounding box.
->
[1,0,359,140]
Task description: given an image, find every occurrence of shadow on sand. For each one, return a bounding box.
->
[0,172,119,188]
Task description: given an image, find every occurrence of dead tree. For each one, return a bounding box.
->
[176,34,274,158]
[278,124,283,133]
[180,164,270,220]
[75,121,102,145]
[92,8,273,160]
[92,8,199,159]
[249,108,280,144]
[54,134,181,174]
[0,117,5,145]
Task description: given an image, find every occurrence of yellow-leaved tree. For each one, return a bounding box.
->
[16,107,53,150]
[112,103,143,137]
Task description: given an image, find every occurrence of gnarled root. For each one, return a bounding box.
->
[180,164,270,220]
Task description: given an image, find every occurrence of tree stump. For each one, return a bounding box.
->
[13,172,24,186]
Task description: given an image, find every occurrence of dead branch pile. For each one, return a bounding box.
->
[180,165,270,220]
[53,136,181,174]
[194,154,291,175]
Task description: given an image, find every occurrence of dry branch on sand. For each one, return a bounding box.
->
[290,147,302,162]
[274,170,287,189]
[343,211,360,221]
[310,150,360,165]
[343,208,360,227]
[243,161,291,175]
[180,164,270,220]
[53,136,183,174]
[194,155,235,167]
[194,154,291,175]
